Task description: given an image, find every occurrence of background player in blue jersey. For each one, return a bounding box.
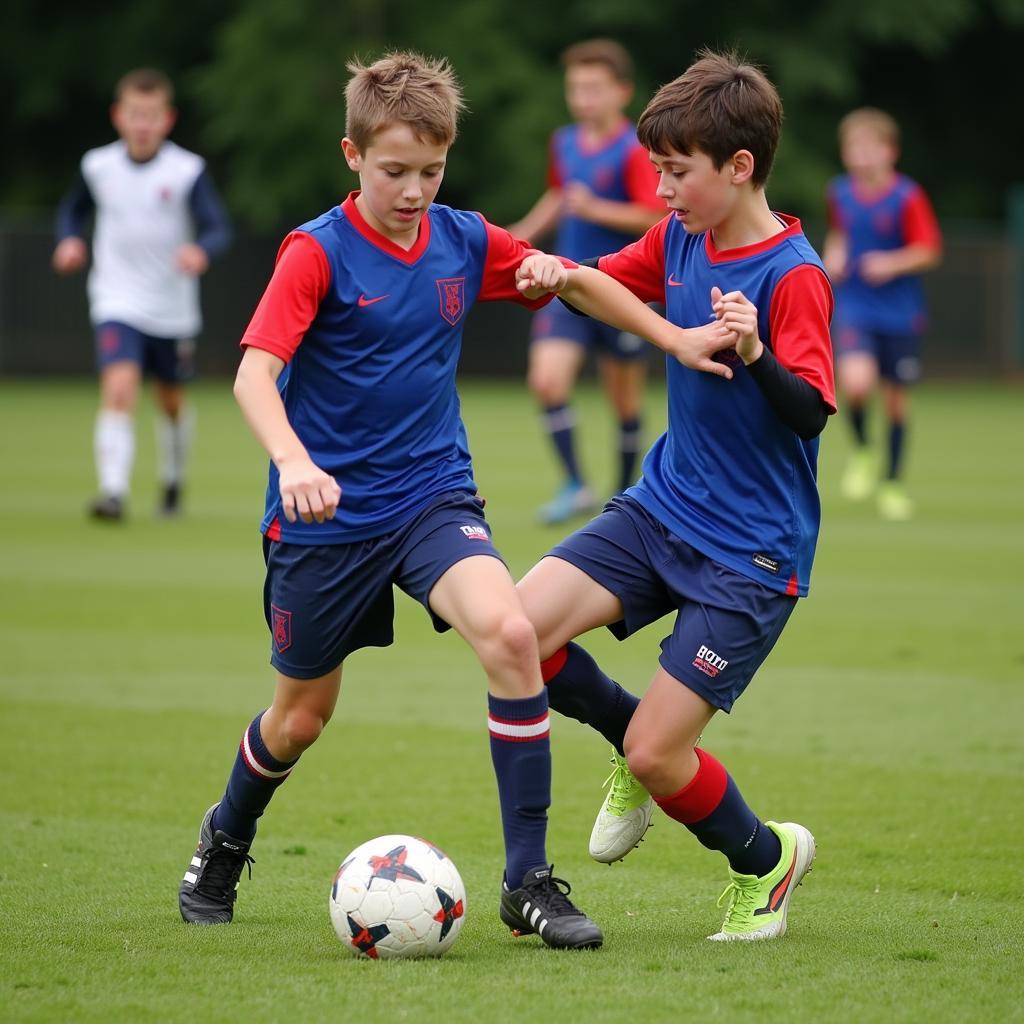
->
[52,69,231,521]
[508,40,664,525]
[823,108,942,521]
[176,51,731,949]
[514,50,835,943]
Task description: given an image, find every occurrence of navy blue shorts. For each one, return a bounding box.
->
[530,301,649,362]
[95,321,196,383]
[833,323,921,384]
[548,496,797,712]
[262,491,505,679]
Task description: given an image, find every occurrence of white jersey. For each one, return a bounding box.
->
[82,140,205,337]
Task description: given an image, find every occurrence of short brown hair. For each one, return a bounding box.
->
[560,39,634,82]
[838,107,900,147]
[345,51,465,151]
[114,68,174,103]
[636,49,782,187]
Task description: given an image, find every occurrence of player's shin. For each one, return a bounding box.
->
[213,710,299,843]
[487,691,551,889]
[541,643,638,754]
[654,747,781,877]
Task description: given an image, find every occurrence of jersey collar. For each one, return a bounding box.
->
[704,213,802,264]
[341,191,432,265]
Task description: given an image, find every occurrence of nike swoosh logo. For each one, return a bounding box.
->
[667,274,683,287]
[357,293,390,307]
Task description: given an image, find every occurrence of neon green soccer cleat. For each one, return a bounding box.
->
[877,481,914,521]
[707,821,815,941]
[839,449,877,501]
[589,751,654,864]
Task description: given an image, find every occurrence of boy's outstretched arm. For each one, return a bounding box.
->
[234,346,341,524]
[517,257,737,379]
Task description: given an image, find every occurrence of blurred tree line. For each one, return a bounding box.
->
[4,0,1023,233]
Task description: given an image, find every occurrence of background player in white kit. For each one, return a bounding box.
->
[52,68,231,521]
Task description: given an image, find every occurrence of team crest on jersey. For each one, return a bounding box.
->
[271,604,292,653]
[436,277,466,326]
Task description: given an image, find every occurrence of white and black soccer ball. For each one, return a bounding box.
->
[329,834,466,959]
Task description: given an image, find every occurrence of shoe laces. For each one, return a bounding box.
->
[716,875,760,925]
[195,845,255,905]
[601,756,639,815]
[522,869,580,918]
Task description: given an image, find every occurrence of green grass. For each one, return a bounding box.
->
[1,377,1022,1023]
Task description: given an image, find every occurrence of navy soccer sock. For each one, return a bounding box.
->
[654,748,781,877]
[887,420,906,479]
[542,404,582,485]
[212,711,298,843]
[617,416,642,493]
[488,691,551,890]
[849,405,869,446]
[541,644,639,756]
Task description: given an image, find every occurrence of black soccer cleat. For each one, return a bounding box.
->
[179,804,254,924]
[88,494,124,522]
[500,865,603,950]
[159,483,181,518]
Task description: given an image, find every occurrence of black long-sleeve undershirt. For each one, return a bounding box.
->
[745,345,830,440]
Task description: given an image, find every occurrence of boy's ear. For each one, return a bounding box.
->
[340,137,362,171]
[729,149,756,185]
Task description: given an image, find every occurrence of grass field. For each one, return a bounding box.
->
[1,376,1022,1023]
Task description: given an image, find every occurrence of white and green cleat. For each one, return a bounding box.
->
[589,751,654,864]
[877,481,914,521]
[839,448,877,501]
[708,821,815,942]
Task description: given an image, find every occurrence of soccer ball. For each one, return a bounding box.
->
[329,834,466,960]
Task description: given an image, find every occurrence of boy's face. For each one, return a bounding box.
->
[840,126,897,181]
[342,123,447,246]
[111,89,175,161]
[650,145,737,236]
[565,63,632,128]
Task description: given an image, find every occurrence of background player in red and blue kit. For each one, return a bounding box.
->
[176,51,731,950]
[514,50,835,943]
[508,40,664,524]
[823,107,942,520]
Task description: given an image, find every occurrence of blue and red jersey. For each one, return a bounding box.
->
[241,193,561,543]
[827,173,941,335]
[547,121,662,260]
[596,214,835,597]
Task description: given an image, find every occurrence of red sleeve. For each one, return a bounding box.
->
[476,216,576,309]
[545,134,562,190]
[768,265,836,412]
[595,217,669,303]
[240,232,330,362]
[623,144,662,210]
[901,185,942,250]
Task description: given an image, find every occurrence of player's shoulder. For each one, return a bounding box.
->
[81,141,124,174]
[298,203,347,237]
[155,141,206,178]
[894,172,930,201]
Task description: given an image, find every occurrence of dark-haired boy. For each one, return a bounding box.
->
[516,49,835,941]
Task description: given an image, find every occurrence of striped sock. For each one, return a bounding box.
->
[488,691,551,889]
[212,711,298,842]
[654,748,781,877]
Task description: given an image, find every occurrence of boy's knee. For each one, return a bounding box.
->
[477,610,539,676]
[279,707,327,751]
